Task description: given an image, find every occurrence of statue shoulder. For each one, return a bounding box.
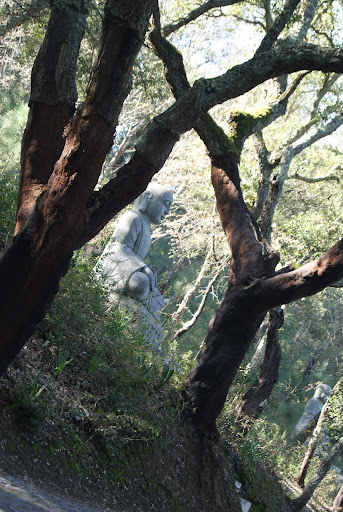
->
[113,210,144,245]
[114,210,141,232]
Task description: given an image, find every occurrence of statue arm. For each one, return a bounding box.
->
[112,212,149,273]
[113,212,142,251]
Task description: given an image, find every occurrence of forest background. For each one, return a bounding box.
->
[0,0,343,510]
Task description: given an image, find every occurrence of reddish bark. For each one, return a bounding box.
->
[296,446,315,487]
[0,113,113,375]
[184,154,279,434]
[185,153,343,435]
[16,102,74,234]
[0,0,155,376]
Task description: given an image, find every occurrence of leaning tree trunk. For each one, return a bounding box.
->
[296,377,343,487]
[184,145,343,434]
[148,24,343,435]
[291,438,343,511]
[333,483,343,511]
[234,306,283,435]
[0,0,156,375]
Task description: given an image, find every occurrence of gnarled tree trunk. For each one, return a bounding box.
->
[184,150,343,435]
[234,306,283,434]
[0,0,155,375]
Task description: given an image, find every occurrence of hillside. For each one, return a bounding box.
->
[0,267,294,511]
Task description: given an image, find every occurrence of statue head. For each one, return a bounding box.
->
[314,383,332,402]
[133,183,173,224]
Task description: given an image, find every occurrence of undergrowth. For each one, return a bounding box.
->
[1,253,187,489]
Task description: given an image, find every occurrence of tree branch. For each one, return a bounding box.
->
[173,264,225,339]
[252,239,343,315]
[162,0,243,37]
[282,0,319,44]
[292,111,343,156]
[79,43,343,245]
[255,0,302,56]
[0,0,49,37]
[288,167,341,183]
[172,243,215,322]
[292,437,343,511]
[286,74,341,145]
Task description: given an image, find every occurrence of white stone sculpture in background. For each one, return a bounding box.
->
[94,183,173,343]
[292,383,332,439]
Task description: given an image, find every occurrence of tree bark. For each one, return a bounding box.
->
[291,438,343,511]
[184,152,343,434]
[333,483,343,511]
[0,0,155,376]
[296,378,343,487]
[234,306,283,434]
[184,153,280,434]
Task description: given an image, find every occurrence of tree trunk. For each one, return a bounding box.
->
[0,0,155,376]
[291,438,343,511]
[296,378,343,487]
[184,150,343,434]
[234,306,283,434]
[333,483,343,511]
[296,446,316,488]
[184,153,280,435]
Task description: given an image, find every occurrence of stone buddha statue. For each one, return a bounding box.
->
[94,182,173,315]
[292,383,332,439]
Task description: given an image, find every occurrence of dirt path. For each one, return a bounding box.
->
[0,470,112,512]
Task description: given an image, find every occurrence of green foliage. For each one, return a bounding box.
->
[8,376,48,431]
[0,100,27,249]
[0,167,18,250]
[327,381,343,441]
[7,350,72,430]
[0,102,28,167]
[12,253,184,480]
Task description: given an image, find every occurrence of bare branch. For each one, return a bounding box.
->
[229,15,266,31]
[283,0,319,44]
[0,0,49,37]
[288,166,341,183]
[162,0,243,37]
[269,112,343,169]
[252,239,343,315]
[288,73,341,144]
[172,243,215,323]
[255,0,302,56]
[173,264,225,339]
[292,437,343,511]
[293,111,343,156]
